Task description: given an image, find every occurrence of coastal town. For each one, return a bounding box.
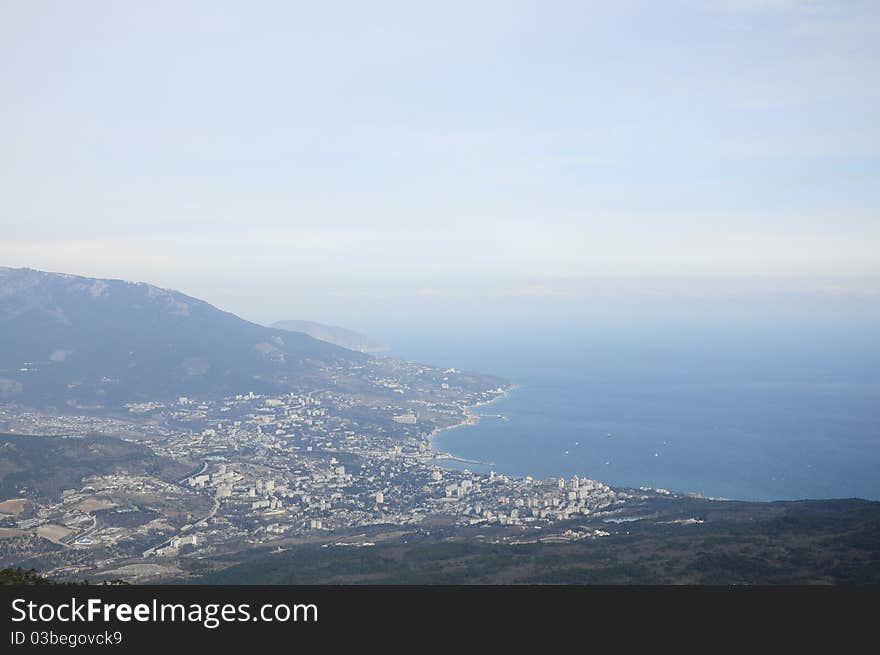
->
[0,355,659,583]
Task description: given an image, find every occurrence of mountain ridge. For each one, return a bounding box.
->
[0,267,366,408]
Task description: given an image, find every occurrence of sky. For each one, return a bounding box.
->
[1,0,878,330]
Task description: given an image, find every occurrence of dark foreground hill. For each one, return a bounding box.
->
[196,497,880,585]
[0,267,365,408]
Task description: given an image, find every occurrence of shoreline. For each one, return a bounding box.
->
[422,384,717,498]
[422,386,783,503]
[425,384,518,467]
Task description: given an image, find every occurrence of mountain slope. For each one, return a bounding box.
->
[197,498,880,585]
[0,432,196,500]
[272,320,389,354]
[0,267,365,408]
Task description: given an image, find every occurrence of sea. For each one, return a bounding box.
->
[376,312,880,501]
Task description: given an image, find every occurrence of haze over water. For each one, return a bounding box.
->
[377,308,880,502]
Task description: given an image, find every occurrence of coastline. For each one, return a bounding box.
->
[425,384,518,467]
[422,384,733,499]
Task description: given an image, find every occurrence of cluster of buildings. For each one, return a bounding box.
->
[0,357,649,581]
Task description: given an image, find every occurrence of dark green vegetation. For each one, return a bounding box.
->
[0,267,365,407]
[200,498,880,584]
[0,567,127,585]
[0,566,68,585]
[0,433,195,500]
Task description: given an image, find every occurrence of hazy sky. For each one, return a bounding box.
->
[1,0,878,327]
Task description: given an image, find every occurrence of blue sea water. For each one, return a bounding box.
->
[379,313,880,501]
